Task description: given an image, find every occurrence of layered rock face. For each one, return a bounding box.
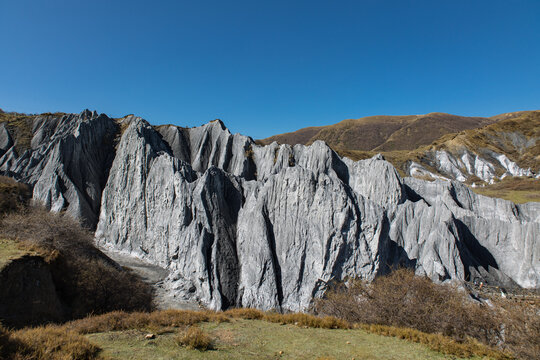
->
[0,110,117,226]
[1,111,539,311]
[407,148,537,184]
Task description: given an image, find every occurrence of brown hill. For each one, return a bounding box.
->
[336,111,540,203]
[259,112,499,151]
[428,110,540,170]
[340,111,540,168]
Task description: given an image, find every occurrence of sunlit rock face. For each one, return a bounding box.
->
[0,110,117,227]
[406,148,536,184]
[2,110,539,311]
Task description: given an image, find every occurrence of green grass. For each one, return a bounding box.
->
[87,319,482,360]
[0,238,28,269]
[472,188,540,203]
[471,177,540,203]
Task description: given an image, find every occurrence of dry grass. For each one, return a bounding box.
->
[1,324,102,360]
[0,238,30,269]
[223,308,265,320]
[471,177,540,203]
[358,324,511,360]
[64,310,214,334]
[63,308,345,336]
[263,312,348,329]
[0,177,31,215]
[176,325,213,350]
[4,305,513,359]
[0,112,35,154]
[223,308,348,329]
[259,113,496,153]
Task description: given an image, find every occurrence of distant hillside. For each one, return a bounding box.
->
[338,110,540,203]
[259,112,499,151]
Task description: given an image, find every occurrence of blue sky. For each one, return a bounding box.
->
[1,1,539,138]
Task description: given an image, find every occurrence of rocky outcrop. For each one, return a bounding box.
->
[407,148,536,184]
[0,110,118,226]
[2,111,539,312]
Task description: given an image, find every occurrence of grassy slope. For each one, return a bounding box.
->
[0,238,29,269]
[332,112,540,203]
[471,177,540,203]
[429,110,540,169]
[259,113,497,152]
[0,177,33,269]
[373,113,494,151]
[258,126,325,146]
[87,319,478,360]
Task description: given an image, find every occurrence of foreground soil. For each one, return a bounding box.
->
[87,319,483,360]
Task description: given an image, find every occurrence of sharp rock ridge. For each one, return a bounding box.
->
[0,111,538,311]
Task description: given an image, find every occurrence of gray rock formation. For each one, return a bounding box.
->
[407,145,537,184]
[0,110,117,226]
[2,111,539,311]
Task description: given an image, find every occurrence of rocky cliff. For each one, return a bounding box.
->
[1,110,538,311]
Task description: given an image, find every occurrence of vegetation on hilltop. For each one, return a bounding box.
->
[259,112,497,151]
[429,110,539,169]
[327,111,540,202]
[470,176,540,203]
[0,111,67,154]
[0,112,36,154]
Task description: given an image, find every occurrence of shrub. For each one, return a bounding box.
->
[491,298,540,360]
[176,326,212,351]
[0,325,102,360]
[315,269,499,343]
[0,207,153,325]
[263,312,349,329]
[223,308,265,320]
[314,269,538,359]
[0,176,31,214]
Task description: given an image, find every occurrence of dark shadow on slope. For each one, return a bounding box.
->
[241,143,258,181]
[454,219,517,288]
[402,184,424,204]
[201,169,243,309]
[374,215,417,278]
[262,207,283,308]
[331,150,350,185]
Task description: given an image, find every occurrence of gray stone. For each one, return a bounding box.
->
[2,111,538,312]
[0,110,117,227]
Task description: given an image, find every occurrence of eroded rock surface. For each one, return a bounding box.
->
[0,110,117,226]
[2,111,538,311]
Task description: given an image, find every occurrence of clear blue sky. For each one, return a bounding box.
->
[1,1,539,138]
